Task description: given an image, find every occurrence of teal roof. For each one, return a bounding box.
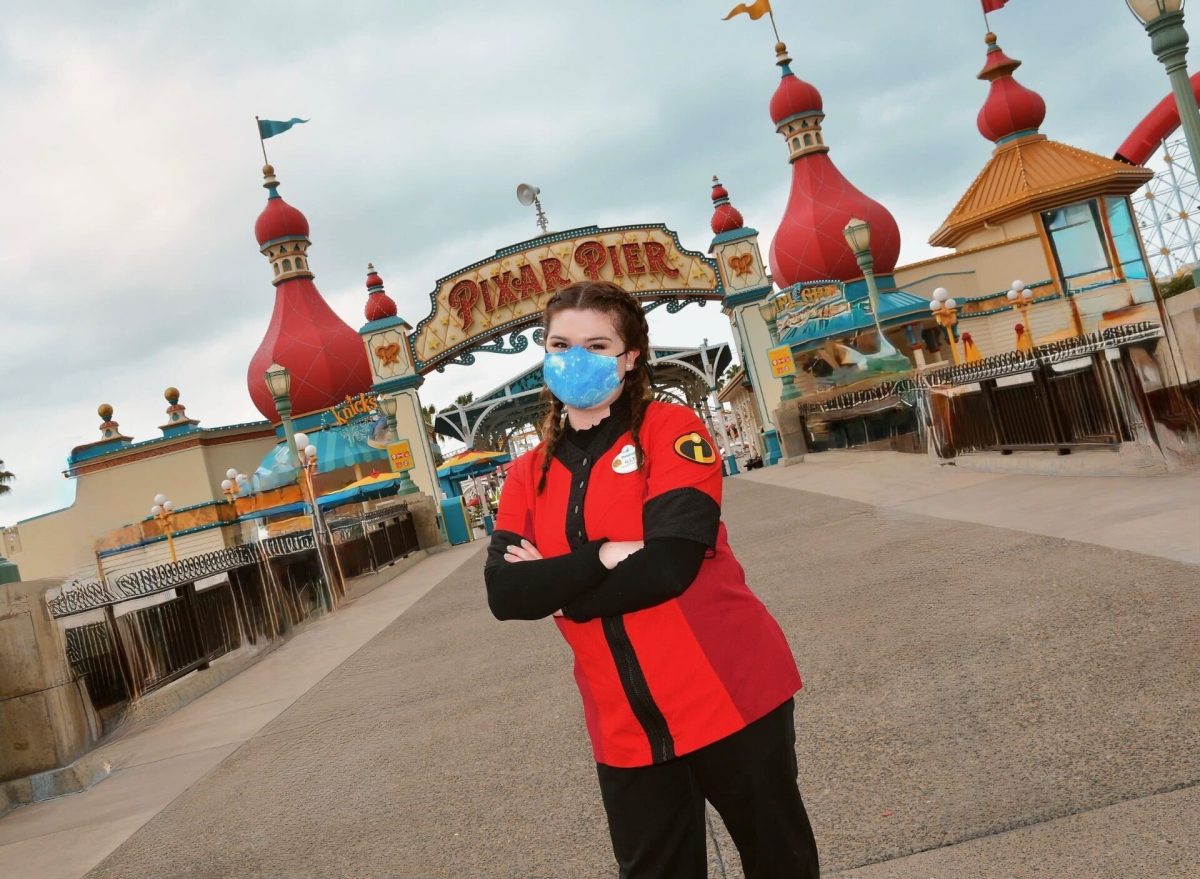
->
[778,288,930,350]
[252,417,390,491]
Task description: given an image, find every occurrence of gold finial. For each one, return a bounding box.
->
[98,403,114,421]
[262,164,279,190]
[164,387,180,403]
[775,41,792,68]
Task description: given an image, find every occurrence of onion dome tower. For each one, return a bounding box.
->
[767,42,901,288]
[710,176,745,234]
[364,263,399,322]
[930,33,1151,249]
[975,32,1046,144]
[246,165,373,422]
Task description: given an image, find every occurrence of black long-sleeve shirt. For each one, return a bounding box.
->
[484,403,708,622]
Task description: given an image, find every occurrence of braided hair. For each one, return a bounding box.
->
[536,281,652,494]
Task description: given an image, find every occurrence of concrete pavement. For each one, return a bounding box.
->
[742,449,1200,564]
[0,542,479,879]
[2,455,1197,878]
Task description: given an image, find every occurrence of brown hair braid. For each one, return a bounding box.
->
[536,280,652,494]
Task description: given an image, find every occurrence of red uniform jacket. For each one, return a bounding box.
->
[494,400,801,768]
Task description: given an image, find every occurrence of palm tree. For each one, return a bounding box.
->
[0,460,13,496]
[454,392,475,407]
[422,404,437,425]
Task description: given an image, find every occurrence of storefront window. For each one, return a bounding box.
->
[1104,196,1150,281]
[1041,201,1110,283]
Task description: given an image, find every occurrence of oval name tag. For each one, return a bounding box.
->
[611,443,639,474]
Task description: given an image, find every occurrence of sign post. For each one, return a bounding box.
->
[387,439,420,495]
[768,344,797,378]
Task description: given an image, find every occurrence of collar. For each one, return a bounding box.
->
[557,394,632,466]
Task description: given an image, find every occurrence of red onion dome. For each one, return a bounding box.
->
[769,153,901,287]
[254,165,310,246]
[364,262,398,321]
[976,33,1046,144]
[770,65,823,125]
[246,277,374,421]
[710,176,745,234]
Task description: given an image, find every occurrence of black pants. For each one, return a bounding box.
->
[595,699,819,879]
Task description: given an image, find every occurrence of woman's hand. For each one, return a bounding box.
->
[599,540,644,570]
[503,539,543,564]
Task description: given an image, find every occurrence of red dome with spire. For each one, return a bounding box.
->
[364,263,398,321]
[976,33,1046,143]
[770,71,823,125]
[710,176,745,234]
[246,169,372,422]
[254,166,310,245]
[766,48,900,287]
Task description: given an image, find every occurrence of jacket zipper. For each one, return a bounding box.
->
[601,616,675,763]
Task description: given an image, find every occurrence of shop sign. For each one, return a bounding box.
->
[388,439,415,472]
[410,224,721,372]
[328,392,379,426]
[776,280,851,337]
[768,344,797,378]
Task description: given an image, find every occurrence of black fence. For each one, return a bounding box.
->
[54,504,420,714]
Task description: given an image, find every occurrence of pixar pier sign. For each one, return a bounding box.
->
[409,224,724,373]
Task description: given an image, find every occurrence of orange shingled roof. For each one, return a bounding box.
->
[929,134,1152,249]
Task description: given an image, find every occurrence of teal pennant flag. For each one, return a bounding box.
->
[257,117,309,139]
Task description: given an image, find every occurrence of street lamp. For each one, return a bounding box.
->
[929,287,962,365]
[294,432,341,609]
[221,468,249,503]
[1006,279,1037,350]
[1126,1,1200,178]
[264,362,301,467]
[842,217,896,353]
[150,493,178,562]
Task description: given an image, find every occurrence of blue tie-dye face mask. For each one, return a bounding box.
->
[543,345,626,409]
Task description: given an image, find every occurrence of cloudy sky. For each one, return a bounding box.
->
[0,0,1178,525]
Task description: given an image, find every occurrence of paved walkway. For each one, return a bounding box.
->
[0,543,479,879]
[743,450,1200,564]
[2,454,1197,878]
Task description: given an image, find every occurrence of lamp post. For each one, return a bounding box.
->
[294,432,341,610]
[757,294,801,402]
[929,287,962,365]
[150,493,178,562]
[1127,1,1200,179]
[221,468,249,504]
[1006,279,1036,349]
[264,363,301,467]
[842,217,895,351]
[377,394,420,496]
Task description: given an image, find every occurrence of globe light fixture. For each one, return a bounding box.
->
[264,363,291,399]
[1125,0,1185,25]
[928,287,962,365]
[842,217,871,256]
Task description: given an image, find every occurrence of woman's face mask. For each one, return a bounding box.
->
[543,345,626,409]
[542,308,636,409]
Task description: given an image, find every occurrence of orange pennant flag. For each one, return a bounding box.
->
[724,0,772,21]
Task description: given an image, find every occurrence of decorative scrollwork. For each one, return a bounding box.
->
[47,578,125,618]
[925,323,1163,388]
[531,327,545,346]
[261,532,316,558]
[113,546,260,599]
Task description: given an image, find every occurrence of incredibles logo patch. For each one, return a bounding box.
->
[673,432,716,465]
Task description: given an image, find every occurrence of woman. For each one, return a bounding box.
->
[485,280,820,878]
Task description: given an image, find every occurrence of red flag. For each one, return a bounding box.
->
[982,0,1009,12]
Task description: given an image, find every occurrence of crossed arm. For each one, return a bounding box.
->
[484,532,706,623]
